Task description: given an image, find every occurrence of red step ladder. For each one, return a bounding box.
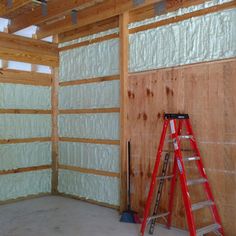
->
[140,114,224,236]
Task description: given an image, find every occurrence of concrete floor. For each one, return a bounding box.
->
[0,196,187,236]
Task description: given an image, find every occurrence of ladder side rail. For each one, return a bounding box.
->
[171,119,197,236]
[185,119,224,235]
[166,157,178,228]
[166,119,183,228]
[140,119,170,236]
[149,153,170,234]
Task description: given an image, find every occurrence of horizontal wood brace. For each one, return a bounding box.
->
[128,57,236,77]
[0,109,51,114]
[59,75,120,87]
[0,137,51,144]
[0,165,52,176]
[59,137,120,145]
[59,33,119,52]
[59,108,120,114]
[59,164,120,178]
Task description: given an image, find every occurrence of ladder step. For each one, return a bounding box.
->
[157,175,173,180]
[192,200,214,211]
[183,156,200,162]
[148,212,169,221]
[187,178,207,186]
[196,223,221,236]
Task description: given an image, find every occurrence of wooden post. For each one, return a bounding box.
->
[2,28,9,69]
[31,34,38,72]
[119,11,129,212]
[51,34,59,194]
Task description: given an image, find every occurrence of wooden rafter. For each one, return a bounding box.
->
[7,0,102,34]
[0,32,59,66]
[36,0,163,39]
[0,0,32,17]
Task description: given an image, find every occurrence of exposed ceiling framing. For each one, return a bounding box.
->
[0,0,32,17]
[1,0,228,44]
[7,0,104,33]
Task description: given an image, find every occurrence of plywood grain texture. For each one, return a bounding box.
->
[127,59,236,234]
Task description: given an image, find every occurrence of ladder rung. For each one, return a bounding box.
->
[187,178,207,186]
[183,156,200,162]
[191,200,214,211]
[157,175,173,180]
[148,212,169,221]
[196,223,221,236]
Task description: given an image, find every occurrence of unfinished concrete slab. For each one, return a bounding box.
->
[0,196,187,236]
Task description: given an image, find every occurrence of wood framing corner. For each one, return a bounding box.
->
[119,11,129,213]
[51,35,59,194]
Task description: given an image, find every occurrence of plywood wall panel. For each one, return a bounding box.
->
[127,58,236,234]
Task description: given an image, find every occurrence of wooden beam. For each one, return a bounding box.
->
[58,16,119,43]
[36,0,162,39]
[2,28,9,69]
[59,33,119,52]
[51,35,59,195]
[119,11,129,212]
[0,165,51,176]
[60,108,120,114]
[7,0,98,33]
[59,75,120,87]
[0,109,51,114]
[59,165,120,178]
[0,68,52,86]
[0,0,32,17]
[130,0,236,34]
[0,137,51,144]
[60,137,120,145]
[0,32,59,67]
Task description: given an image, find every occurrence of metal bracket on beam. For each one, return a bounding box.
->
[41,0,47,17]
[133,0,145,6]
[71,10,78,25]
[7,0,13,8]
[154,0,167,16]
